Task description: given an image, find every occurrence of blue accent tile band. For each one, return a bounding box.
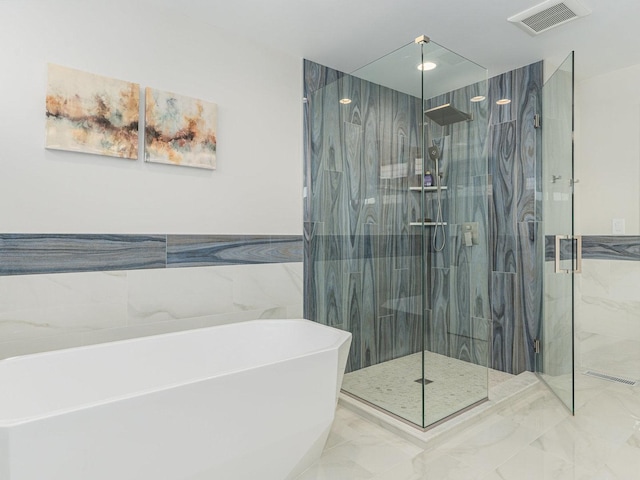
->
[582,235,640,261]
[0,234,166,275]
[0,234,303,276]
[545,235,640,262]
[166,235,303,267]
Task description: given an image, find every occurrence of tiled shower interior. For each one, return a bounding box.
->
[303,56,544,426]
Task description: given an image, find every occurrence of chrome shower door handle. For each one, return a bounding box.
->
[574,235,582,274]
[554,235,582,274]
[554,235,566,273]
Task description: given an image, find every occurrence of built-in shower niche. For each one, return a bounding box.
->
[303,34,490,429]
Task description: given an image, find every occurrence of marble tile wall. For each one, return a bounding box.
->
[576,259,640,379]
[304,59,543,376]
[571,235,640,379]
[0,234,304,359]
[0,262,303,360]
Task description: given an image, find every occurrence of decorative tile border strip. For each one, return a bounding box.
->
[0,234,166,275]
[167,235,303,267]
[0,234,303,276]
[545,235,640,262]
[581,235,640,261]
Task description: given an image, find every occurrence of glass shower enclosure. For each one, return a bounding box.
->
[303,37,489,429]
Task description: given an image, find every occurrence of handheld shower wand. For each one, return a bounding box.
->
[427,143,446,252]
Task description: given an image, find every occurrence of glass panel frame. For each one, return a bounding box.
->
[420,38,489,428]
[537,51,575,414]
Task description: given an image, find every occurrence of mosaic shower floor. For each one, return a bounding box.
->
[342,351,514,427]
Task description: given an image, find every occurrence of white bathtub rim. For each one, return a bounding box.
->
[0,319,351,427]
[0,318,346,364]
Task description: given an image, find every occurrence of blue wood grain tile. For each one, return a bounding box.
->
[489,121,518,273]
[0,234,166,275]
[166,235,303,267]
[491,272,517,373]
[583,235,640,261]
[516,62,542,223]
[517,222,542,372]
[546,235,640,262]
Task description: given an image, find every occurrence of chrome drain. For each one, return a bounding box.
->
[414,378,433,385]
[583,370,638,386]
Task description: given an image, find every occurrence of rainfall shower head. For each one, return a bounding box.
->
[425,103,472,126]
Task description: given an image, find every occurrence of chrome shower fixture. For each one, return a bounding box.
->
[425,103,472,126]
[428,145,440,162]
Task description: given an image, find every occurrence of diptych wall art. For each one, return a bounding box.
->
[144,87,217,170]
[45,64,139,160]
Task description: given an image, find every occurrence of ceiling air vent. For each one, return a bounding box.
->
[508,0,591,36]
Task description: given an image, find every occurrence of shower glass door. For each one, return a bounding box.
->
[303,37,488,429]
[419,39,490,427]
[538,52,575,413]
[341,37,488,428]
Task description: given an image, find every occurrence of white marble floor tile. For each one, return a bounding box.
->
[493,445,593,480]
[300,374,640,480]
[478,471,504,480]
[297,438,416,480]
[497,388,570,436]
[571,390,640,445]
[434,417,540,474]
[371,453,487,480]
[626,430,640,449]
[598,442,640,480]
[295,452,375,480]
[531,416,623,472]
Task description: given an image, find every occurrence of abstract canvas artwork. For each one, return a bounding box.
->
[45,64,139,159]
[145,88,217,170]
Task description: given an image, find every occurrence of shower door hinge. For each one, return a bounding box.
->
[534,338,541,354]
[533,114,541,128]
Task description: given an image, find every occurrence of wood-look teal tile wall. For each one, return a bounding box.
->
[304,59,545,376]
[303,59,491,373]
[488,62,543,374]
[166,235,303,267]
[0,234,166,275]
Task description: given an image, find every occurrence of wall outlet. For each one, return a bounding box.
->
[612,218,625,235]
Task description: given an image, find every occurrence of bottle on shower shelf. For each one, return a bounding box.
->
[423,170,433,187]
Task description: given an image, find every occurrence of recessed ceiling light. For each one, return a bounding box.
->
[417,62,437,71]
[470,96,486,102]
[339,98,352,104]
[496,98,511,105]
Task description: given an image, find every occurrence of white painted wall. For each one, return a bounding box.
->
[575,63,640,235]
[0,0,302,234]
[0,1,304,359]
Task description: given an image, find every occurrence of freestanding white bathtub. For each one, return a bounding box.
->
[0,319,351,480]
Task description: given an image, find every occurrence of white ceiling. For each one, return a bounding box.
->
[145,0,640,80]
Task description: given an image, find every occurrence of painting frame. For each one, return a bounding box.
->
[45,64,140,160]
[144,87,217,170]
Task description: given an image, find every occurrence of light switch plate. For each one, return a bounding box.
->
[612,218,625,235]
